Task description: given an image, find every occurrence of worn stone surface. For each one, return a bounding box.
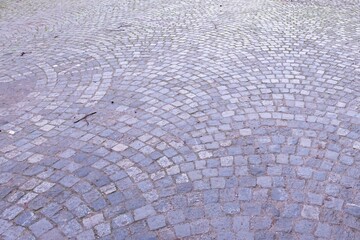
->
[0,0,360,239]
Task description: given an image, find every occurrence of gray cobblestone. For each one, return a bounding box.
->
[29,219,53,237]
[251,217,272,230]
[344,203,360,217]
[147,215,166,230]
[83,213,104,229]
[60,219,82,237]
[134,205,156,221]
[77,230,95,240]
[315,223,332,238]
[167,210,185,225]
[191,219,210,235]
[295,219,315,233]
[14,211,37,227]
[113,214,133,227]
[271,188,288,201]
[174,223,191,238]
[301,205,320,220]
[233,216,250,231]
[94,223,111,237]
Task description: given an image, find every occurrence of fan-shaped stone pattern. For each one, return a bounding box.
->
[0,0,360,239]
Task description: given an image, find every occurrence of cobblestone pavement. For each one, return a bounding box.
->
[0,0,360,239]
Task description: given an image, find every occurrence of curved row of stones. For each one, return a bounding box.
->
[0,0,359,239]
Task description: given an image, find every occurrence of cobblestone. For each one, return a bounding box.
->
[0,0,360,239]
[147,215,166,230]
[29,219,53,237]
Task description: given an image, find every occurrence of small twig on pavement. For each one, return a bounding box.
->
[74,112,97,124]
